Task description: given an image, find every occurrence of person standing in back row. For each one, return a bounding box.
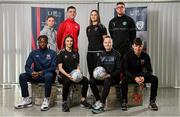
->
[86,10,107,80]
[57,6,80,52]
[109,2,136,57]
[40,15,57,51]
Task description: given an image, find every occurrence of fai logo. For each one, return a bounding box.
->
[46,54,51,60]
[140,59,145,65]
[65,55,68,59]
[72,54,76,59]
[94,27,98,31]
[136,21,144,30]
[122,21,127,26]
[75,25,78,29]
[35,55,40,58]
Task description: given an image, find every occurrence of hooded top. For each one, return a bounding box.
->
[40,25,57,51]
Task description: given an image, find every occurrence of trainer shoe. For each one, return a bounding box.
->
[80,100,92,109]
[121,102,128,111]
[92,100,100,109]
[91,102,104,114]
[14,97,32,109]
[41,98,49,111]
[62,101,70,112]
[149,102,158,111]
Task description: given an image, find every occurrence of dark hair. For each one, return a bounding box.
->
[133,38,143,45]
[116,2,125,6]
[103,35,111,39]
[89,10,101,26]
[63,35,74,50]
[46,15,55,20]
[38,35,48,42]
[67,6,76,12]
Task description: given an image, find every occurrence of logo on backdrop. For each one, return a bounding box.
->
[125,7,148,51]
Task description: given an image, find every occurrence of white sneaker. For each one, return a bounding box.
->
[93,102,104,110]
[92,100,100,108]
[15,97,32,109]
[41,98,49,111]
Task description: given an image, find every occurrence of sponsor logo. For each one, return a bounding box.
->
[35,55,40,58]
[46,54,51,60]
[136,21,144,30]
[122,21,127,26]
[140,59,145,65]
[72,54,76,59]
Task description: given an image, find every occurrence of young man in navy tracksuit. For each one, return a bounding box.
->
[15,35,57,111]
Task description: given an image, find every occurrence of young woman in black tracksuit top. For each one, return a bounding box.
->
[86,10,107,79]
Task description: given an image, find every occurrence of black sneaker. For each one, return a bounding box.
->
[149,102,158,111]
[121,102,128,111]
[80,100,92,109]
[62,102,70,112]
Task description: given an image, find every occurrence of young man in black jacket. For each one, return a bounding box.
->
[90,35,121,114]
[121,38,158,111]
[109,2,136,57]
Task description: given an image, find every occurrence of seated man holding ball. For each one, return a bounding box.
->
[89,35,121,114]
[57,35,91,112]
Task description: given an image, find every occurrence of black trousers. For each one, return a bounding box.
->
[89,78,120,104]
[87,52,102,79]
[19,72,55,98]
[121,75,158,103]
[61,76,89,102]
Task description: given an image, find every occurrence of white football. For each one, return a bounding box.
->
[93,66,107,80]
[70,69,83,83]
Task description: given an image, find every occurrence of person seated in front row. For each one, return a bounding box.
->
[121,37,158,111]
[90,35,121,114]
[57,35,91,112]
[15,35,57,111]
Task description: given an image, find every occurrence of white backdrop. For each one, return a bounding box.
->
[1,2,180,88]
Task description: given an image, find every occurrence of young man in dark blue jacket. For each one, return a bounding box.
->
[15,35,57,111]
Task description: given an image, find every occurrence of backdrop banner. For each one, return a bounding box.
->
[31,7,64,50]
[125,7,148,51]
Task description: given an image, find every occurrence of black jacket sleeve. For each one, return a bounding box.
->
[140,54,153,78]
[124,53,136,80]
[108,20,114,38]
[129,18,136,45]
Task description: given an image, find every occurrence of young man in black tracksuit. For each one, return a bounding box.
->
[109,2,136,57]
[90,35,121,114]
[121,38,158,111]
